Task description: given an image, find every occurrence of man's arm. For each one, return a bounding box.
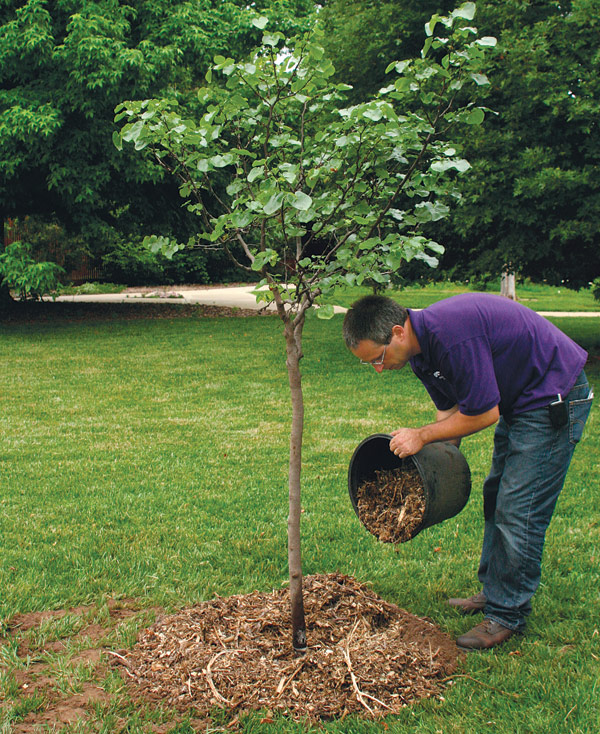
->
[436,405,461,448]
[389,404,499,458]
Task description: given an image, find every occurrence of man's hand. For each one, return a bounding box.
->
[389,428,424,458]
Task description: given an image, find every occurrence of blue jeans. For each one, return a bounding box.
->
[478,371,593,631]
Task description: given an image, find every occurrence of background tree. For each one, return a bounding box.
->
[115,3,495,651]
[0,0,315,303]
[319,0,600,290]
[438,0,600,289]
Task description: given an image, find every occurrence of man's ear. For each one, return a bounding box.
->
[391,323,405,341]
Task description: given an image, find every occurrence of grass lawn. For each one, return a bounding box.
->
[326,280,600,312]
[0,303,598,732]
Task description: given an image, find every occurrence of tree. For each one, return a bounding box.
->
[317,0,600,290]
[433,0,600,289]
[0,0,315,300]
[115,2,495,651]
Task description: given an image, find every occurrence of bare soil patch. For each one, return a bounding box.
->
[1,599,158,733]
[121,573,459,722]
[357,467,426,543]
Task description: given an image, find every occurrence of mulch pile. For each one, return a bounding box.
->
[120,573,459,722]
[356,467,426,543]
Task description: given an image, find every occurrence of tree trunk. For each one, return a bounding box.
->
[500,269,516,300]
[0,214,15,313]
[284,318,307,653]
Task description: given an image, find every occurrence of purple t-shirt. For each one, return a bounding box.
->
[408,294,587,417]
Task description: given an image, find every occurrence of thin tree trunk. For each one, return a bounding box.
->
[501,268,516,300]
[284,318,307,653]
[0,213,15,313]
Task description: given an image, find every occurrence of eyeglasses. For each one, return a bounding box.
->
[360,343,387,366]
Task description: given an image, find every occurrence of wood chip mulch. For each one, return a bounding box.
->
[119,573,459,722]
[357,467,426,543]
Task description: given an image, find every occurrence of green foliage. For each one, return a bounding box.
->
[315,0,600,290]
[438,0,600,288]
[319,0,457,104]
[102,237,211,286]
[0,240,64,300]
[58,281,126,296]
[0,0,315,272]
[116,4,494,314]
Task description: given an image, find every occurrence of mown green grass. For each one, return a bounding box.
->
[0,305,598,732]
[326,280,600,312]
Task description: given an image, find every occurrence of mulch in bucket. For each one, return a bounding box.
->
[119,573,459,722]
[356,465,426,543]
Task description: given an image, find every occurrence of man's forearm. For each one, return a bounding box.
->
[389,405,499,457]
[420,406,499,444]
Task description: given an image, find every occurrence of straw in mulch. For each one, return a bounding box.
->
[356,466,426,543]
[118,573,459,722]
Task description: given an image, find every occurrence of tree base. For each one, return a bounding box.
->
[121,573,460,721]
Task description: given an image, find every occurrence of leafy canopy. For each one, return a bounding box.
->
[0,0,314,252]
[115,2,495,318]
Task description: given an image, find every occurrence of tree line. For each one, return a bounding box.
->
[1,0,599,299]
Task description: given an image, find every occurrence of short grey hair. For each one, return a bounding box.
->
[342,295,408,349]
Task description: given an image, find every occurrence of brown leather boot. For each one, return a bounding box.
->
[456,618,515,650]
[448,591,486,615]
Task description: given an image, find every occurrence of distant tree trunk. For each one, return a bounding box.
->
[284,316,307,653]
[501,268,516,300]
[0,213,15,312]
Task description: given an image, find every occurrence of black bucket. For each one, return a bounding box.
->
[348,433,471,542]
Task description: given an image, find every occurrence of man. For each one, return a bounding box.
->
[342,293,593,650]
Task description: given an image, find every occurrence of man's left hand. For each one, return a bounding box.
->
[389,428,424,458]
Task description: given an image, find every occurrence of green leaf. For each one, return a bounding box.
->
[431,158,471,173]
[466,108,485,125]
[230,210,253,228]
[427,240,445,255]
[316,304,335,320]
[425,15,440,37]
[210,154,235,168]
[226,179,244,195]
[290,191,312,211]
[414,201,450,222]
[121,120,143,143]
[362,107,383,122]
[248,167,264,183]
[476,36,497,47]
[451,2,476,21]
[252,16,268,30]
[471,73,490,86]
[262,33,281,47]
[143,235,184,259]
[112,131,122,151]
[263,193,284,215]
[252,248,279,271]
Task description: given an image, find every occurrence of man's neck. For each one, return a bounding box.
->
[404,315,422,357]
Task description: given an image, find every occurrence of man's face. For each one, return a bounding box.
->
[351,326,412,373]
